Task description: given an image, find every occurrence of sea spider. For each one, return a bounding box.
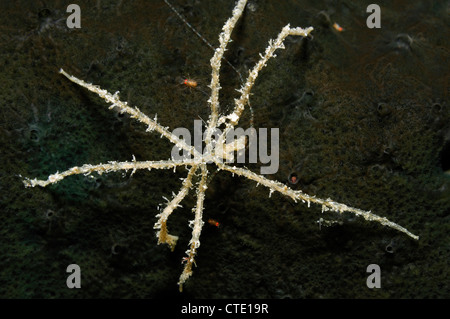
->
[22,0,418,291]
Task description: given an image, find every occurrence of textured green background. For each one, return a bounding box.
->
[0,0,448,298]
